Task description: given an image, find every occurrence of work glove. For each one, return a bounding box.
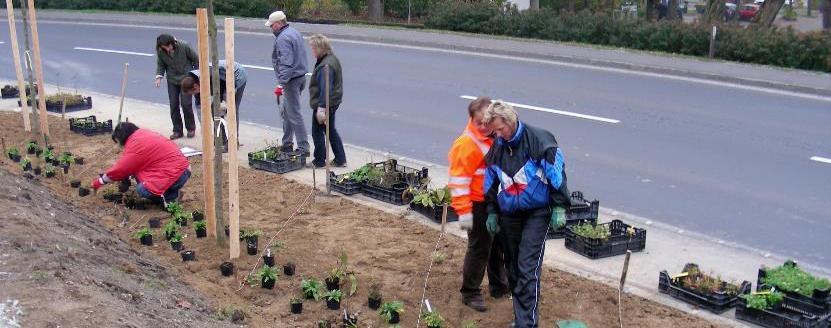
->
[91,176,105,190]
[486,213,500,236]
[154,75,163,88]
[273,85,284,97]
[316,107,327,125]
[550,206,566,230]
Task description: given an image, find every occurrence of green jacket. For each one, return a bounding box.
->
[155,41,199,85]
[309,52,343,110]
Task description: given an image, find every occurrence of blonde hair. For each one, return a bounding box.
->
[482,100,518,126]
[308,34,332,57]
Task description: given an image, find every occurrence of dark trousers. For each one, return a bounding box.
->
[167,82,195,134]
[500,208,550,328]
[461,202,510,298]
[311,106,346,166]
[136,169,191,204]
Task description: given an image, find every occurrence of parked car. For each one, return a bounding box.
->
[739,3,760,20]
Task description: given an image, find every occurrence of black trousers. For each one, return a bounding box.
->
[500,208,550,328]
[167,82,194,134]
[311,106,346,166]
[461,202,509,298]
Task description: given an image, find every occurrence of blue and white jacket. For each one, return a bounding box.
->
[484,121,570,216]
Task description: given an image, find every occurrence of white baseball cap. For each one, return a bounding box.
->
[265,11,286,27]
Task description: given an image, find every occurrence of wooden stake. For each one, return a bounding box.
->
[196,8,217,239]
[61,96,66,120]
[225,18,240,259]
[441,204,448,233]
[5,0,31,132]
[619,250,632,290]
[117,63,129,124]
[26,0,50,137]
[324,65,331,194]
[1,137,6,155]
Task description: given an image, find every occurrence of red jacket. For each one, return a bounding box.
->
[105,129,189,196]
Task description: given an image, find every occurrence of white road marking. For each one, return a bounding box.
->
[810,156,831,165]
[460,95,620,124]
[45,20,831,103]
[239,64,272,71]
[74,46,153,57]
[0,41,5,44]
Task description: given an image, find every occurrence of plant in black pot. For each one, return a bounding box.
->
[368,282,382,310]
[192,210,204,221]
[43,164,55,178]
[262,248,275,267]
[165,201,184,215]
[42,148,56,165]
[220,261,234,277]
[6,147,21,162]
[181,250,196,262]
[301,278,323,301]
[78,186,90,197]
[421,309,444,328]
[20,158,32,172]
[324,289,342,310]
[135,227,153,246]
[284,262,296,276]
[194,220,207,238]
[69,179,81,188]
[163,220,179,241]
[32,166,41,176]
[148,217,162,229]
[74,157,84,165]
[379,301,404,324]
[25,140,39,155]
[241,228,262,255]
[290,297,303,314]
[326,266,343,291]
[58,152,74,173]
[258,265,279,290]
[168,231,184,251]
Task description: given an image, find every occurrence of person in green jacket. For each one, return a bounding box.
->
[155,34,199,140]
[308,34,346,168]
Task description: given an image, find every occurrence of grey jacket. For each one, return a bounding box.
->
[155,40,199,85]
[271,24,308,85]
[187,60,247,107]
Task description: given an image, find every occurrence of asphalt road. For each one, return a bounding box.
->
[2,20,830,269]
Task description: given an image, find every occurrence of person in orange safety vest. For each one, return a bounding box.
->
[447,96,510,312]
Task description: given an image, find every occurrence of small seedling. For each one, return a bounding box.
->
[43,148,55,162]
[20,158,31,171]
[168,231,183,244]
[432,251,446,264]
[25,140,39,154]
[43,164,56,177]
[324,289,343,302]
[6,147,19,158]
[741,288,785,310]
[421,310,445,328]
[301,278,323,300]
[166,201,184,215]
[379,301,404,322]
[572,222,610,240]
[194,220,207,231]
[761,261,830,297]
[58,152,74,166]
[164,220,179,239]
[239,228,262,241]
[134,227,152,240]
[257,265,280,284]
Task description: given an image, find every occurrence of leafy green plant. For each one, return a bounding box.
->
[164,220,179,239]
[134,227,152,240]
[257,265,279,284]
[301,278,323,300]
[173,210,191,226]
[327,251,358,296]
[239,228,262,241]
[463,322,479,328]
[341,164,380,184]
[44,164,56,176]
[42,148,55,162]
[379,301,404,322]
[678,266,740,296]
[432,251,446,264]
[20,158,31,170]
[741,289,785,310]
[25,140,39,153]
[166,201,184,215]
[324,289,342,302]
[411,186,451,208]
[290,297,302,304]
[168,231,183,244]
[58,152,74,166]
[421,310,444,328]
[194,220,207,231]
[571,222,610,240]
[6,147,19,158]
[761,261,831,297]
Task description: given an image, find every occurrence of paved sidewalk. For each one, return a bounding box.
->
[8,80,826,327]
[24,10,831,97]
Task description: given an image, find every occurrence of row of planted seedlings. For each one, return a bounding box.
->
[133,201,205,262]
[6,139,84,182]
[659,260,831,327]
[329,158,429,206]
[247,145,307,174]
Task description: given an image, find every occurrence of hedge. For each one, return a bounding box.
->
[425,1,831,72]
[7,0,298,19]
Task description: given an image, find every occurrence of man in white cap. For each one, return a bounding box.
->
[266,10,310,156]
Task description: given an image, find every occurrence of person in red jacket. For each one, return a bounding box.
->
[447,96,509,312]
[91,122,191,204]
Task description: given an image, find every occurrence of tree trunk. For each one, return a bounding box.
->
[206,0,226,246]
[368,0,383,22]
[646,0,656,20]
[753,0,785,27]
[19,0,41,137]
[668,0,680,19]
[823,0,831,28]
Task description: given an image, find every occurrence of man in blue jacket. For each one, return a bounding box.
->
[482,101,570,328]
[266,10,310,156]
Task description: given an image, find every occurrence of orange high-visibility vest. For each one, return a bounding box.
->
[447,120,493,222]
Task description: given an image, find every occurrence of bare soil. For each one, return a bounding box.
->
[0,113,725,328]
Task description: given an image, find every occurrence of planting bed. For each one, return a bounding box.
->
[0,113,727,327]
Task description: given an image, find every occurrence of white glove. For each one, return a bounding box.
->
[316,107,327,125]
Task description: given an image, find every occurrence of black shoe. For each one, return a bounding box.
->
[490,289,510,299]
[280,144,294,152]
[186,130,196,138]
[311,161,325,168]
[462,295,487,312]
[297,149,310,157]
[330,160,347,168]
[169,132,184,140]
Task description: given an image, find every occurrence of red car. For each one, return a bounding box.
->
[739,4,760,20]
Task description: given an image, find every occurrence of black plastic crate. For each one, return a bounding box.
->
[329,172,361,195]
[20,96,93,113]
[1,85,19,99]
[547,191,600,239]
[758,262,831,317]
[564,219,646,259]
[247,147,306,174]
[736,295,830,328]
[364,159,429,188]
[658,264,751,314]
[361,182,410,206]
[69,115,113,136]
[409,202,458,223]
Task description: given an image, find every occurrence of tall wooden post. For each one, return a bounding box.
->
[18,1,40,137]
[324,65,331,194]
[117,63,129,124]
[26,0,50,138]
[5,0,31,131]
[196,8,218,239]
[225,18,240,259]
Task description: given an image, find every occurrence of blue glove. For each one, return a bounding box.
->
[486,213,500,236]
[550,207,566,230]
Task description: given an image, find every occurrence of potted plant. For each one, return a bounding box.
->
[70,179,81,188]
[379,301,404,324]
[421,310,444,328]
[135,227,153,246]
[166,201,184,214]
[301,278,323,300]
[192,210,204,221]
[326,266,344,291]
[32,166,41,176]
[290,297,303,314]
[172,209,191,227]
[25,140,39,155]
[317,320,331,328]
[148,217,162,229]
[324,289,343,310]
[194,220,207,238]
[164,220,179,240]
[241,228,262,255]
[284,262,296,276]
[6,147,21,162]
[43,164,56,178]
[74,156,84,165]
[262,248,275,267]
[368,282,382,310]
[258,265,279,289]
[42,148,56,165]
[180,250,196,262]
[220,262,234,277]
[78,186,90,197]
[58,153,74,173]
[168,231,184,251]
[20,158,32,171]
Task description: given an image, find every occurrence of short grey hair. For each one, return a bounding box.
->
[308,34,332,57]
[482,100,518,126]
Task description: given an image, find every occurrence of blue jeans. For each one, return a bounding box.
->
[137,169,191,204]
